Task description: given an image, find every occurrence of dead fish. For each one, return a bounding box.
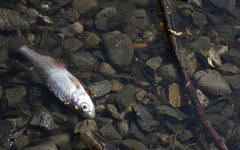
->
[9,37,95,119]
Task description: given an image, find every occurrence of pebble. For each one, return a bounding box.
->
[217,63,240,75]
[224,75,240,90]
[52,111,68,124]
[72,0,98,15]
[94,117,113,128]
[210,0,236,15]
[62,37,83,52]
[209,25,237,43]
[74,119,98,134]
[132,0,150,7]
[117,120,129,136]
[62,7,80,23]
[110,79,124,92]
[115,84,137,110]
[156,105,188,121]
[176,3,194,17]
[194,69,232,96]
[61,22,84,37]
[23,141,57,150]
[11,135,30,150]
[98,62,116,74]
[103,32,134,67]
[95,7,117,31]
[177,129,194,143]
[129,123,145,141]
[23,8,39,24]
[130,9,150,30]
[106,104,121,119]
[191,11,207,30]
[83,31,101,48]
[70,51,97,72]
[49,133,71,146]
[145,56,163,72]
[158,63,181,82]
[87,80,112,97]
[187,36,211,52]
[99,124,122,145]
[122,139,148,150]
[5,85,27,107]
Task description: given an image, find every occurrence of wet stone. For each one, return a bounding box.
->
[209,25,237,42]
[191,11,207,30]
[23,8,39,24]
[98,62,116,74]
[103,32,134,67]
[210,0,236,15]
[224,75,240,90]
[106,104,120,119]
[187,36,211,52]
[0,47,8,63]
[129,123,145,141]
[156,105,188,121]
[94,117,113,128]
[117,120,129,136]
[122,139,148,150]
[49,133,71,146]
[158,63,181,82]
[145,56,163,72]
[11,134,30,150]
[61,22,84,37]
[74,119,98,134]
[23,141,57,150]
[5,85,27,107]
[176,3,194,17]
[72,0,98,15]
[99,124,122,145]
[83,31,100,48]
[110,79,124,92]
[177,129,194,143]
[194,69,231,96]
[62,7,80,23]
[130,9,150,30]
[115,84,137,111]
[95,7,118,31]
[70,51,97,72]
[62,37,83,52]
[88,80,112,97]
[217,63,240,75]
[132,0,150,7]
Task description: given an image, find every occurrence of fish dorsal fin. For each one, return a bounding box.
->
[68,75,81,89]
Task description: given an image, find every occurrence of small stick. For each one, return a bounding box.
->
[159,0,228,149]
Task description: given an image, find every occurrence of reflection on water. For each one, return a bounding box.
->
[0,0,239,149]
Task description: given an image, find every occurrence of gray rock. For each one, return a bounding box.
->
[95,7,117,31]
[129,123,145,141]
[117,120,129,136]
[62,37,83,52]
[194,69,231,96]
[217,63,240,75]
[62,7,80,23]
[30,105,55,130]
[130,9,150,30]
[115,84,137,110]
[10,135,30,150]
[177,129,194,143]
[98,62,116,74]
[122,139,148,150]
[106,104,120,119]
[157,105,188,121]
[49,133,71,146]
[187,36,211,52]
[222,48,240,67]
[209,25,237,42]
[111,79,124,92]
[23,141,57,150]
[131,103,153,120]
[158,63,180,82]
[210,0,236,15]
[61,22,84,37]
[94,117,113,128]
[191,11,207,30]
[99,124,122,145]
[74,119,98,134]
[72,0,97,15]
[83,31,100,48]
[104,32,134,67]
[70,52,97,72]
[132,0,150,7]
[88,80,112,97]
[5,85,27,107]
[224,75,240,90]
[23,8,39,24]
[145,56,163,72]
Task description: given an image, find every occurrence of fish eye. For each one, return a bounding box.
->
[80,102,89,112]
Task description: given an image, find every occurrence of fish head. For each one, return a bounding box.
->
[71,91,95,119]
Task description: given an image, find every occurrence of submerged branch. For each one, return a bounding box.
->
[159,0,228,149]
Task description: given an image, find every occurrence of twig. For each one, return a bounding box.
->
[159,0,228,149]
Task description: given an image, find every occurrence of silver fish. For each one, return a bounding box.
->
[10,37,95,119]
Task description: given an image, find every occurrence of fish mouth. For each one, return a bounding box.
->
[82,110,95,119]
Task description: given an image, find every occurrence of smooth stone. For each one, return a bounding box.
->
[209,25,237,42]
[115,84,137,110]
[98,62,116,74]
[62,7,80,23]
[5,85,27,106]
[11,135,30,150]
[117,120,129,136]
[145,56,163,72]
[88,80,112,97]
[62,37,83,52]
[72,0,97,15]
[49,133,71,146]
[104,32,134,67]
[130,9,150,30]
[210,0,236,15]
[122,139,148,150]
[217,63,240,75]
[74,119,98,134]
[156,105,188,121]
[194,69,231,96]
[222,48,240,67]
[176,3,194,17]
[106,104,120,119]
[177,129,194,143]
[129,123,145,141]
[99,124,122,145]
[61,22,84,37]
[95,7,117,31]
[132,0,150,7]
[158,63,181,82]
[187,36,211,52]
[23,141,57,150]
[111,79,124,92]
[191,11,207,30]
[83,31,100,48]
[224,75,240,90]
[94,117,113,128]
[70,52,97,72]
[23,8,39,24]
